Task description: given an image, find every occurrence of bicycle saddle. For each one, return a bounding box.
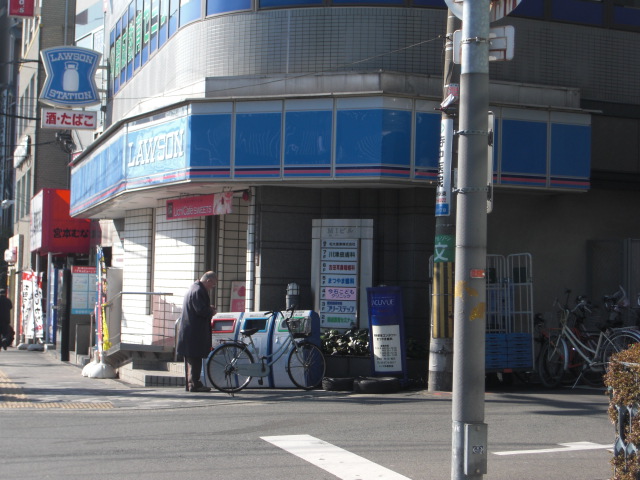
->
[240,328,260,337]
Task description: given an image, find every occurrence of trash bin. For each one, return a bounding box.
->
[211,312,243,348]
[202,312,243,387]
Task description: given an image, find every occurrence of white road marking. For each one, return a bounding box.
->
[262,434,412,480]
[493,441,611,456]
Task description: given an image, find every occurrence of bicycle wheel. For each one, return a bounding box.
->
[573,364,604,387]
[287,342,326,390]
[570,333,604,387]
[602,331,640,368]
[206,343,254,393]
[538,337,567,388]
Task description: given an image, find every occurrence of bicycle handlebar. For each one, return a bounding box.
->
[262,305,296,319]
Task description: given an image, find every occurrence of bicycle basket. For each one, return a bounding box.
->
[287,316,312,338]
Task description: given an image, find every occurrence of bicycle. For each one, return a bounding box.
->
[538,290,640,388]
[205,307,326,393]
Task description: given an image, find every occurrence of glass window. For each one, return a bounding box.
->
[135,0,143,69]
[142,0,151,63]
[179,0,202,27]
[115,19,122,80]
[159,0,169,47]
[169,0,179,37]
[109,28,117,95]
[150,0,160,53]
[259,0,319,8]
[502,120,547,175]
[332,0,404,4]
[29,77,36,120]
[550,124,591,178]
[209,0,251,14]
[411,0,444,6]
[551,0,604,25]
[613,1,640,27]
[128,3,136,76]
[510,0,544,18]
[120,11,128,83]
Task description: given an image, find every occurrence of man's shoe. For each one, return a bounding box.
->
[190,384,211,392]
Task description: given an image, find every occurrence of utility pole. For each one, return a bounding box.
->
[428,10,460,393]
[450,0,490,478]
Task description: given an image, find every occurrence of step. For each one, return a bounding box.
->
[117,361,185,388]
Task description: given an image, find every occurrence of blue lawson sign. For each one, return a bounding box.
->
[366,286,407,379]
[40,46,101,107]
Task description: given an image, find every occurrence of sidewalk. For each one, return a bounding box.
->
[0,348,228,410]
[0,348,368,410]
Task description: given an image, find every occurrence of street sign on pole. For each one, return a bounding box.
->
[453,26,515,64]
[444,0,522,22]
[489,0,523,22]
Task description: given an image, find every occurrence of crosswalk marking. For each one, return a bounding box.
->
[262,434,412,480]
[493,441,611,456]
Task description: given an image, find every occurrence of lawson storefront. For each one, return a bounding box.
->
[68,94,591,348]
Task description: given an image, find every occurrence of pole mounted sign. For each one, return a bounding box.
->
[40,46,101,108]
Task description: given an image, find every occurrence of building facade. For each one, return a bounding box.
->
[64,0,640,363]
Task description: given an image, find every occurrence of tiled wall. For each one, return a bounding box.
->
[152,204,207,344]
[216,196,249,312]
[121,208,154,343]
[117,197,249,345]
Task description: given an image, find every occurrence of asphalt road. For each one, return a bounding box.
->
[0,350,615,480]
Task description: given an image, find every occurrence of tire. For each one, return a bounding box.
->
[353,376,401,394]
[537,337,566,388]
[602,331,640,368]
[322,377,355,391]
[573,365,604,387]
[287,342,326,390]
[206,343,254,393]
[570,333,604,387]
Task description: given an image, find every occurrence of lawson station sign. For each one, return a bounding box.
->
[40,46,101,108]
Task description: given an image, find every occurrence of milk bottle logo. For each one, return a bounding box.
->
[62,62,79,92]
[40,46,101,107]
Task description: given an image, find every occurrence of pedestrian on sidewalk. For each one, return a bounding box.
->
[0,289,13,350]
[177,271,218,392]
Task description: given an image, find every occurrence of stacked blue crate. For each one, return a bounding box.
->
[486,333,509,370]
[485,333,533,370]
[507,333,533,369]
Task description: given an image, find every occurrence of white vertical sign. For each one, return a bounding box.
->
[436,117,453,217]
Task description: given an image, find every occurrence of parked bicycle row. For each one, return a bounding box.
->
[534,287,640,388]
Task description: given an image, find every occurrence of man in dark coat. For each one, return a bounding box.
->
[0,289,13,350]
[177,271,217,392]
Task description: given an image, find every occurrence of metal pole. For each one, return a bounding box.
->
[451,1,490,479]
[428,9,460,393]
